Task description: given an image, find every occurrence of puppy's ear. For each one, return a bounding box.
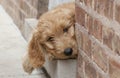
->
[28,31,45,68]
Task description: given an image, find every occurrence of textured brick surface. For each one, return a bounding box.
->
[82,32,92,58]
[0,0,48,36]
[92,42,108,73]
[103,26,113,50]
[115,4,120,24]
[76,0,120,78]
[77,53,84,78]
[85,61,97,78]
[86,14,93,32]
[75,5,86,27]
[84,0,92,7]
[111,33,120,56]
[90,19,103,41]
[109,60,120,78]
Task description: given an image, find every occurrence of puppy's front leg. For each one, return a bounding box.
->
[22,53,34,74]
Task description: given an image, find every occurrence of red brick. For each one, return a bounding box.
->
[76,0,120,78]
[82,32,92,58]
[92,42,108,72]
[75,26,83,49]
[89,19,102,41]
[105,0,114,19]
[98,75,104,78]
[75,5,86,27]
[77,52,85,78]
[115,4,120,24]
[37,0,48,18]
[85,61,97,78]
[109,60,120,78]
[111,33,120,56]
[95,0,114,19]
[84,0,93,7]
[97,73,108,78]
[20,1,37,18]
[108,0,114,19]
[94,0,99,11]
[76,24,92,57]
[96,0,105,15]
[85,14,93,32]
[103,26,114,50]
[78,0,84,3]
[27,0,38,9]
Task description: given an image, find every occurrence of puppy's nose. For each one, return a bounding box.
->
[64,48,73,56]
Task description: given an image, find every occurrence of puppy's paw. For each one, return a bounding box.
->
[22,55,34,74]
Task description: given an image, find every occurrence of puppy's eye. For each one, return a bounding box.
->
[63,28,69,32]
[47,37,54,41]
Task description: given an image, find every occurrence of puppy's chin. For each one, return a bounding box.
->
[52,55,77,60]
[49,52,77,60]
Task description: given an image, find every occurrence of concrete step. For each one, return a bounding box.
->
[0,5,46,78]
[24,18,77,78]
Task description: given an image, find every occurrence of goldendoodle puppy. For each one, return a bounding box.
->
[23,2,77,74]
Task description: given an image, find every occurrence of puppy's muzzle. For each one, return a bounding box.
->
[64,48,73,56]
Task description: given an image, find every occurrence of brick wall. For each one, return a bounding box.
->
[75,0,120,78]
[0,0,48,35]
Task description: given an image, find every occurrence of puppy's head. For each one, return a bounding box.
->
[28,3,77,68]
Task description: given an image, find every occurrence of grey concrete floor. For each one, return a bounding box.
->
[0,5,46,78]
